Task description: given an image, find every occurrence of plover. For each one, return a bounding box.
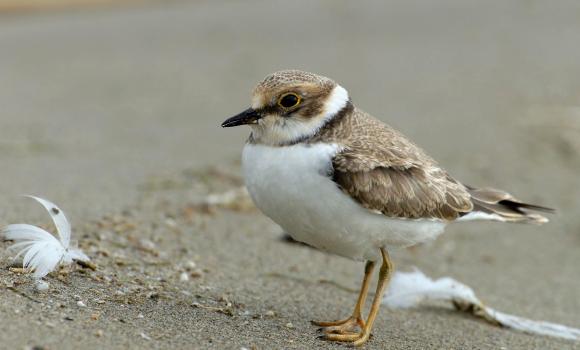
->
[221,70,553,346]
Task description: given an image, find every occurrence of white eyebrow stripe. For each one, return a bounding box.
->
[322,84,349,120]
[251,95,264,110]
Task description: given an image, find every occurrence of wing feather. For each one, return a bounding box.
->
[311,108,472,220]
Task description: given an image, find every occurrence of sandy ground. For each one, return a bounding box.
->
[1,1,580,349]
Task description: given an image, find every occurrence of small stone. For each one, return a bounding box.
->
[265,310,275,317]
[179,272,189,282]
[77,301,86,308]
[140,332,151,340]
[35,280,49,291]
[140,239,156,251]
[185,261,197,270]
[95,330,104,337]
[165,218,178,228]
[190,269,203,278]
[90,313,100,321]
[137,313,144,319]
[285,322,294,329]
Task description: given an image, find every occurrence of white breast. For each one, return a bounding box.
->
[242,143,447,261]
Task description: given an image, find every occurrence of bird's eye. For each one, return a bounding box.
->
[278,93,301,108]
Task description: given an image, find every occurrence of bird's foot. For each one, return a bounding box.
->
[312,316,364,334]
[320,329,372,347]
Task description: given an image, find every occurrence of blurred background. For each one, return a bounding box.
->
[0,1,579,349]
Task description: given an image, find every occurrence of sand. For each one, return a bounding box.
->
[0,1,579,349]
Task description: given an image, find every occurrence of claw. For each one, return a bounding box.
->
[312,316,364,334]
[319,330,371,347]
[323,332,361,342]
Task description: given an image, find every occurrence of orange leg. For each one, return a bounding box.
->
[312,260,375,334]
[323,248,394,346]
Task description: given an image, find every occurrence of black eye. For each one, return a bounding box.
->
[278,93,301,108]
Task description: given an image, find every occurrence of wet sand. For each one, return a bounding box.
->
[1,1,579,349]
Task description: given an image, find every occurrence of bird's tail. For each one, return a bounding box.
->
[460,185,555,224]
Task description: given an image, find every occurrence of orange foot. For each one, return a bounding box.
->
[322,329,372,347]
[312,316,364,334]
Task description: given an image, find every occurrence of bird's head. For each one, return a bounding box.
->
[222,70,350,145]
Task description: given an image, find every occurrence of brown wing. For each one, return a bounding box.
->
[311,107,473,220]
[332,160,473,220]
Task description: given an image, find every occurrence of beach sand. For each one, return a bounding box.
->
[0,1,579,349]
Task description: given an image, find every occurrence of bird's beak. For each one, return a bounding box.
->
[221,108,261,128]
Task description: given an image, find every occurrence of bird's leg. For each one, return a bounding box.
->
[312,260,375,334]
[323,248,394,346]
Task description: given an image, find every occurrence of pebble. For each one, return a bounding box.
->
[140,332,152,341]
[190,269,203,278]
[265,310,275,317]
[77,301,87,308]
[95,330,104,337]
[285,322,294,329]
[140,239,156,251]
[179,272,189,282]
[165,218,178,229]
[34,280,49,292]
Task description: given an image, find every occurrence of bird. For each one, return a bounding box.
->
[221,70,553,346]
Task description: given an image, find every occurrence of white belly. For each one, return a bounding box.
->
[242,143,446,261]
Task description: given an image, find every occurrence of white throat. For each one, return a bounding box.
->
[250,84,349,145]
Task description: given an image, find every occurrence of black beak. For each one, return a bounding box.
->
[221,108,261,128]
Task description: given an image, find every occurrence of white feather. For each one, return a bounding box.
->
[1,196,89,279]
[25,195,71,247]
[383,269,580,341]
[383,268,478,308]
[456,211,506,222]
[65,248,90,264]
